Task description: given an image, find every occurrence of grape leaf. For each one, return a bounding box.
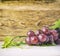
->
[2,36,26,48]
[2,36,13,48]
[50,19,60,29]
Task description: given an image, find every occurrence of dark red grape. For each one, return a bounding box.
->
[45,36,49,43]
[38,34,47,43]
[47,35,54,43]
[47,34,57,45]
[55,39,60,45]
[25,36,38,45]
[41,26,50,35]
[25,37,31,45]
[35,29,43,36]
[55,28,60,39]
[50,30,58,41]
[30,36,38,44]
[27,30,35,37]
[55,28,60,33]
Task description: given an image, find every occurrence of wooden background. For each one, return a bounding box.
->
[0,0,60,40]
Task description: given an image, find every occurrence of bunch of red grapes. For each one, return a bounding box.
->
[25,26,60,45]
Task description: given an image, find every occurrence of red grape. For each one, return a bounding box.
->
[31,36,38,44]
[38,34,47,43]
[27,30,35,37]
[47,35,54,44]
[41,26,50,35]
[35,30,42,36]
[25,36,38,45]
[55,39,60,45]
[50,30,58,41]
[25,37,31,45]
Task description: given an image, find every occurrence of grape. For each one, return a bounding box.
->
[25,36,38,45]
[47,35,54,44]
[31,36,38,44]
[25,37,31,45]
[55,28,60,33]
[50,30,58,41]
[55,39,60,45]
[41,26,50,35]
[27,30,35,37]
[35,29,42,36]
[38,34,47,43]
[45,36,49,43]
[55,28,60,39]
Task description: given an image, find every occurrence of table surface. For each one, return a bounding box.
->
[0,42,60,56]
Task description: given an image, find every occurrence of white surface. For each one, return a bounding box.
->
[0,42,60,56]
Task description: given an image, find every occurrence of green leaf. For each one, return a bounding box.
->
[2,36,26,48]
[2,36,13,48]
[50,19,60,29]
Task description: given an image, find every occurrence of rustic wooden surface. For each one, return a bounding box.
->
[0,0,60,40]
